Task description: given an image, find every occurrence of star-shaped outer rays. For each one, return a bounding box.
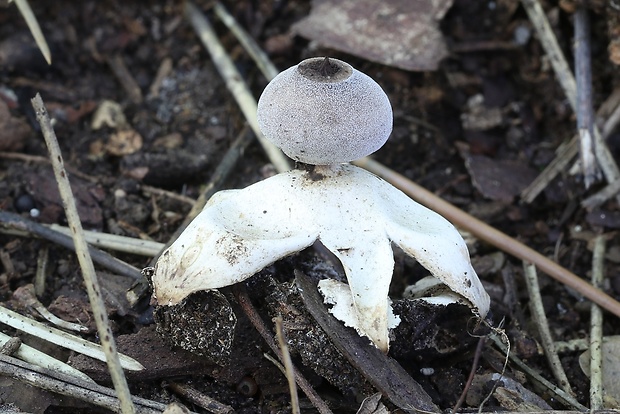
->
[153,163,490,352]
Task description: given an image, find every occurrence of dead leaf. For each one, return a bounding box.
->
[356,393,388,414]
[163,402,191,414]
[153,132,183,149]
[457,143,538,202]
[26,168,104,228]
[91,100,128,130]
[579,335,620,407]
[467,373,552,410]
[0,378,57,413]
[106,129,143,156]
[292,0,453,71]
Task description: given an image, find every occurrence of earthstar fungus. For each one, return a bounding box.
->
[153,57,490,352]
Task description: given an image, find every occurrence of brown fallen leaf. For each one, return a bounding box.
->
[579,335,620,408]
[292,0,452,71]
[106,129,143,156]
[26,167,104,228]
[457,143,538,202]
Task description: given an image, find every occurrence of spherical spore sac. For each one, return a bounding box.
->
[257,57,393,165]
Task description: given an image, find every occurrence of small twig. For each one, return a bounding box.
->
[13,284,88,332]
[554,338,590,353]
[232,284,334,414]
[183,1,290,174]
[477,323,511,413]
[147,57,173,98]
[453,336,486,413]
[0,305,143,371]
[489,334,587,411]
[34,246,48,297]
[0,331,93,382]
[167,381,234,414]
[597,86,620,122]
[106,54,143,104]
[601,95,620,138]
[0,151,99,182]
[354,157,620,319]
[521,136,579,203]
[0,335,22,355]
[32,94,136,414]
[0,211,143,279]
[275,316,300,414]
[0,354,175,414]
[589,235,606,411]
[582,179,620,210]
[574,5,599,186]
[10,0,51,64]
[520,0,577,109]
[263,351,287,373]
[141,184,196,206]
[500,266,524,325]
[522,262,573,395]
[48,223,164,257]
[212,2,279,80]
[0,249,15,278]
[0,151,57,164]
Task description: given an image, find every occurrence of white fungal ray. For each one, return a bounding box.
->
[153,164,490,352]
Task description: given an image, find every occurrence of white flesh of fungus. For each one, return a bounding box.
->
[153,164,490,352]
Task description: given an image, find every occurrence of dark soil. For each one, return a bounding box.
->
[1,0,620,413]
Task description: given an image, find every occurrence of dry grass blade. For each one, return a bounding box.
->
[183,1,290,173]
[354,157,620,320]
[523,262,573,395]
[0,354,173,414]
[582,179,620,210]
[213,2,279,80]
[0,211,143,280]
[31,94,136,414]
[521,137,579,203]
[589,236,605,410]
[0,332,93,382]
[9,0,51,65]
[166,382,234,414]
[0,298,144,372]
[34,246,48,297]
[520,0,620,192]
[275,317,300,414]
[15,283,88,332]
[48,224,165,257]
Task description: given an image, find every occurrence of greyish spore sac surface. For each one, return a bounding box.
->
[257,57,393,165]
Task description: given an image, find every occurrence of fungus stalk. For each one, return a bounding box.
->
[153,57,490,352]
